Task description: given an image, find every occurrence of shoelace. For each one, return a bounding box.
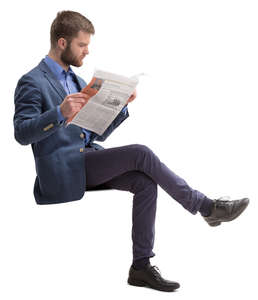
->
[151,266,162,279]
[215,196,231,204]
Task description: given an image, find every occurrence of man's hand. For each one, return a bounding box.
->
[60,92,91,119]
[126,90,137,105]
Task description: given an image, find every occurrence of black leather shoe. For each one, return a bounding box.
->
[204,197,249,226]
[127,264,180,292]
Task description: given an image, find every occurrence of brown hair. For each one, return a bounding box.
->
[50,10,95,48]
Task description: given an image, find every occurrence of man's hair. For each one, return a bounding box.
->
[50,10,95,48]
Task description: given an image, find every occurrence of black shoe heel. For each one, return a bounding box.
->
[204,217,221,226]
[208,220,221,226]
[128,278,146,287]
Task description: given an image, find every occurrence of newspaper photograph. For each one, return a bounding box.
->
[66,69,139,135]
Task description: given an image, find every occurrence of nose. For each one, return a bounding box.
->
[84,47,89,55]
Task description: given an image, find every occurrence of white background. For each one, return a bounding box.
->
[1,0,257,299]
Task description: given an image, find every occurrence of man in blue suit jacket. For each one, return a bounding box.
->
[14,48,128,205]
[13,10,249,292]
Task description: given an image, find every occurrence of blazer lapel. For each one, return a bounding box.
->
[38,59,67,102]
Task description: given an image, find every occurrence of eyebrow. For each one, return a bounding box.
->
[78,42,89,46]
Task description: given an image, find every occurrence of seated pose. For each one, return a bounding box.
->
[13,10,249,292]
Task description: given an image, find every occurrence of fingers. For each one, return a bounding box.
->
[69,92,90,98]
[69,104,84,114]
[67,92,90,100]
[68,100,86,112]
[61,92,91,119]
[65,93,90,105]
[127,90,137,103]
[67,97,87,104]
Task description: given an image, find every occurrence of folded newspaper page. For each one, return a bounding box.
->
[66,69,139,135]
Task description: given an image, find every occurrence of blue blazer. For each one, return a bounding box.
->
[14,59,129,204]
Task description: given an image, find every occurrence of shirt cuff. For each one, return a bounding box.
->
[57,105,65,123]
[121,105,128,115]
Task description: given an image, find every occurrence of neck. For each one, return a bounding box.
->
[48,49,69,72]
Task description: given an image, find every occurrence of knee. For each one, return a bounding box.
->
[129,144,153,155]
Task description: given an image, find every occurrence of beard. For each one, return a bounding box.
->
[60,42,83,67]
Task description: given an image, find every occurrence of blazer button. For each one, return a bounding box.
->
[80,148,84,153]
[80,133,85,139]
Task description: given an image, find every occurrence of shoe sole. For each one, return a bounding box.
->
[205,198,249,226]
[127,277,179,292]
[206,220,221,227]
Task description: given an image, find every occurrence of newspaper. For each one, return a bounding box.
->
[66,69,139,135]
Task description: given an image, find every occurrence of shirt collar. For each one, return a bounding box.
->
[44,55,75,80]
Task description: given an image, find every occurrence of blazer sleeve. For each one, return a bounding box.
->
[13,74,63,145]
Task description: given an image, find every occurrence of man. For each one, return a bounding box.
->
[13,10,249,292]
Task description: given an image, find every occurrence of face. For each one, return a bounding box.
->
[60,31,91,67]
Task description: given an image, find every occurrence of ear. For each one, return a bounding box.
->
[57,38,67,50]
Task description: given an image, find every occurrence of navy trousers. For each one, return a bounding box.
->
[84,144,208,261]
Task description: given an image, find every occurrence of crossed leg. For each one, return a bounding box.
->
[84,143,209,260]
